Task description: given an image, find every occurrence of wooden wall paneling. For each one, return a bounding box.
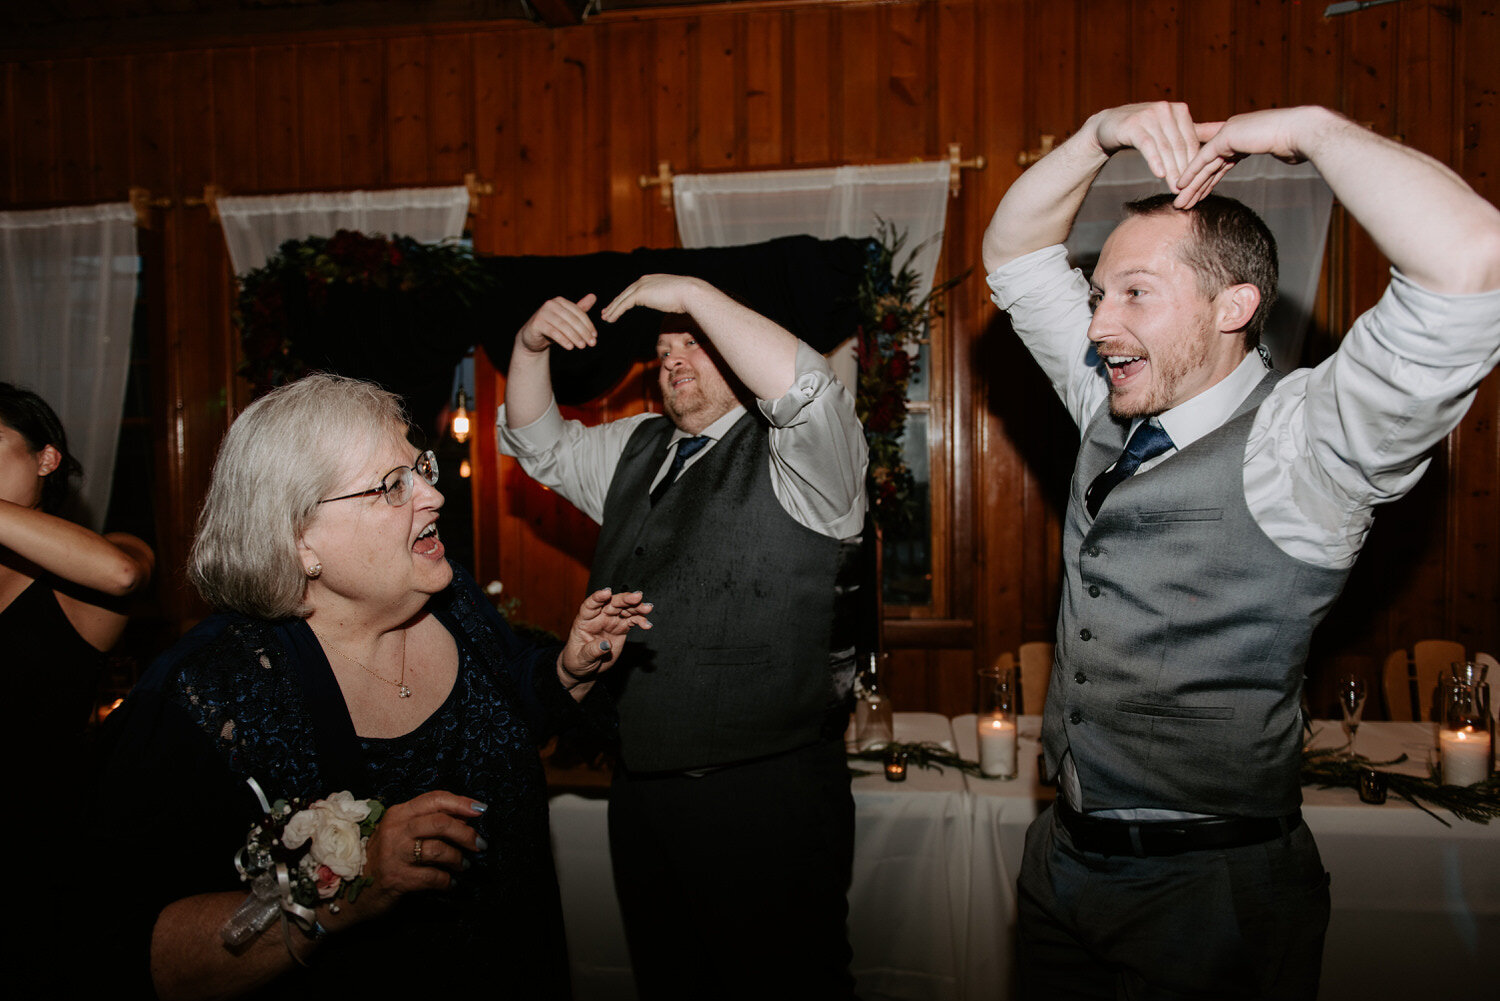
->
[1288,1,1343,110]
[935,0,980,633]
[880,1,931,159]
[1026,0,1077,146]
[471,30,519,253]
[1077,0,1130,114]
[696,14,740,169]
[788,8,831,166]
[54,59,93,201]
[1452,0,1500,655]
[935,647,977,718]
[650,18,693,247]
[254,46,301,191]
[742,11,783,166]
[554,25,604,252]
[1130,0,1182,103]
[973,0,1031,670]
[602,21,654,249]
[11,61,56,203]
[89,57,133,204]
[386,35,429,185]
[517,29,563,252]
[428,33,474,187]
[1396,3,1457,162]
[299,43,344,190]
[211,47,259,193]
[835,5,879,164]
[1178,0,1234,121]
[0,65,13,201]
[1233,0,1289,111]
[339,40,387,189]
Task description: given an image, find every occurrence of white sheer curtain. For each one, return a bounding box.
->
[217,186,470,275]
[0,203,139,529]
[673,160,951,386]
[1065,152,1335,371]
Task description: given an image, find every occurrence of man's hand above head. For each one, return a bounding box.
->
[983,100,1214,272]
[516,293,600,356]
[506,293,599,430]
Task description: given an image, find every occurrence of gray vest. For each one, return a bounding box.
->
[589,412,857,772]
[1044,372,1351,816]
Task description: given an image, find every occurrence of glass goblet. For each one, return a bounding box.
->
[1337,675,1368,756]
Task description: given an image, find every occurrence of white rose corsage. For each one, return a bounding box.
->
[221,778,386,947]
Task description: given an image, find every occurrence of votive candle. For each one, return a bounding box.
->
[1440,727,1492,787]
[978,714,1018,779]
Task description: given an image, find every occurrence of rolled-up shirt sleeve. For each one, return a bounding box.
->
[757,340,869,541]
[987,244,1105,434]
[497,399,659,525]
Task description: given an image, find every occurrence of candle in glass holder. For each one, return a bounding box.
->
[1440,726,1492,786]
[883,748,908,782]
[978,714,1018,779]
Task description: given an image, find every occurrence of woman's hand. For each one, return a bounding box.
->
[557,588,653,699]
[322,790,486,931]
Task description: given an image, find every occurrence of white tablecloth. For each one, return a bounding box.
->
[550,715,1499,1000]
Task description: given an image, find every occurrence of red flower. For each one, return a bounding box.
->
[881,313,900,333]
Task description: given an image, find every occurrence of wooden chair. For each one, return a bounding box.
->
[1382,639,1467,721]
[1017,641,1055,717]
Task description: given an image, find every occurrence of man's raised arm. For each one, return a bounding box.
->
[1177,106,1500,295]
[982,102,1211,274]
[504,293,599,429]
[600,275,799,400]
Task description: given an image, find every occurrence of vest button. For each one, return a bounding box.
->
[1079,628,1092,641]
[1087,584,1100,597]
[1069,709,1083,725]
[1074,671,1086,684]
[634,546,646,556]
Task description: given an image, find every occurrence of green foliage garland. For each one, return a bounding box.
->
[235,229,494,396]
[854,223,963,534]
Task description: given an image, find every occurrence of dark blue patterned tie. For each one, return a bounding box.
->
[649,435,711,505]
[1085,421,1174,517]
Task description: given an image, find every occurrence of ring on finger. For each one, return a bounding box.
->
[413,838,424,863]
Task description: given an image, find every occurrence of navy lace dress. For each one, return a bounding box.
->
[89,565,608,999]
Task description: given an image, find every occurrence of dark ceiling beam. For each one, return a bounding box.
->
[527,0,591,27]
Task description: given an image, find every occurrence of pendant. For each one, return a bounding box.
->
[398,684,412,699]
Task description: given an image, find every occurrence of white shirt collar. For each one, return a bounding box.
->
[668,403,746,445]
[1149,351,1267,450]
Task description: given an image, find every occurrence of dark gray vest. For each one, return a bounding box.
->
[589,412,857,772]
[1044,372,1351,816]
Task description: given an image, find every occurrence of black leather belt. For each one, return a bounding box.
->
[1054,797,1301,857]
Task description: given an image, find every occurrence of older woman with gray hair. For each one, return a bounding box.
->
[91,374,650,1000]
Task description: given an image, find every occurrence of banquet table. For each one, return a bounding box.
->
[548,714,1498,1000]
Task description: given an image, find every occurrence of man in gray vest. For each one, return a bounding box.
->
[499,273,867,999]
[983,102,1500,998]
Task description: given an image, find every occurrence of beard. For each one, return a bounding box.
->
[1105,328,1213,419]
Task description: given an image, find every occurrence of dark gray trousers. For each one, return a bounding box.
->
[607,738,856,1001]
[1017,803,1330,1000]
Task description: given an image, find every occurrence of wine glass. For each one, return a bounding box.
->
[1338,674,1368,756]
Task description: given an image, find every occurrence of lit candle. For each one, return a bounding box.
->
[1440,727,1492,787]
[884,749,907,782]
[978,714,1018,779]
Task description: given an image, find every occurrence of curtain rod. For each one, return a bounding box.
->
[639,144,987,207]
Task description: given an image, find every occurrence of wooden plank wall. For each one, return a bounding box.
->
[3,0,1496,716]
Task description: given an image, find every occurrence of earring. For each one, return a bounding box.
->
[305,563,323,580]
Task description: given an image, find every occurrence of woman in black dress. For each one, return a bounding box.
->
[91,374,650,999]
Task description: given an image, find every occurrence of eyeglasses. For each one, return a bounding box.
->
[318,450,439,507]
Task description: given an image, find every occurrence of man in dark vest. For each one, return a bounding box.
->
[499,273,867,998]
[983,102,1500,999]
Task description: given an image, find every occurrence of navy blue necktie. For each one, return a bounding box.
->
[1085,421,1174,517]
[649,435,711,505]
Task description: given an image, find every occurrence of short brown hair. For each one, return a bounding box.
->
[1124,193,1279,350]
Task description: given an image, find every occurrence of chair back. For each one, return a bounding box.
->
[1384,639,1468,721]
[1017,641,1054,716]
